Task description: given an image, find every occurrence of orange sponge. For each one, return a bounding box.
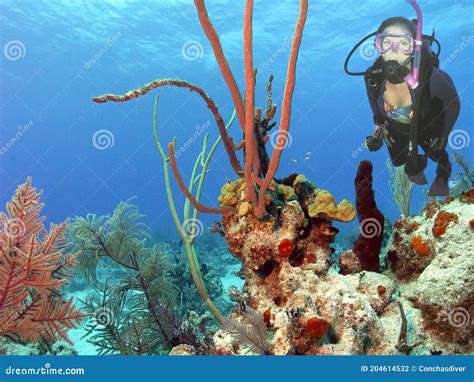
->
[432,211,459,238]
[411,235,430,256]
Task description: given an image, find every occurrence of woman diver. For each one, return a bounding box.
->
[344,0,460,197]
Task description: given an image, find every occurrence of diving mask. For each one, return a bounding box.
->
[375,32,415,55]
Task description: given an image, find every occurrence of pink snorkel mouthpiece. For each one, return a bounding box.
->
[405,0,423,89]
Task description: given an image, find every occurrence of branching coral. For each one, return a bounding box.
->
[151,95,236,324]
[0,178,83,346]
[387,159,414,217]
[68,201,210,354]
[92,0,308,219]
[451,150,474,196]
[222,307,270,355]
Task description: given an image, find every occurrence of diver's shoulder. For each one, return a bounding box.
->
[429,66,456,87]
[431,66,452,81]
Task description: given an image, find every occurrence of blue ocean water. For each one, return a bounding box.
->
[0,0,472,239]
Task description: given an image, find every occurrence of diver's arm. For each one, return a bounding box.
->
[363,69,385,151]
[364,69,382,125]
[429,68,461,150]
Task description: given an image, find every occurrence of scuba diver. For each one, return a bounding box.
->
[344,0,460,197]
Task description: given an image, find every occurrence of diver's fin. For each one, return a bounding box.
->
[408,172,427,185]
[428,175,449,196]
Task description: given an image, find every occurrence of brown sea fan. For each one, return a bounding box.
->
[0,177,83,345]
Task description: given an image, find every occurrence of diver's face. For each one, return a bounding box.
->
[379,26,413,65]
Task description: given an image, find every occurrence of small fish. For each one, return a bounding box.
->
[304,155,311,161]
[305,151,312,156]
[291,159,298,163]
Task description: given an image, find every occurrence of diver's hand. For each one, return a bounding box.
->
[365,128,384,152]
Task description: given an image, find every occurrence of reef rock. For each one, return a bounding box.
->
[392,191,474,345]
[215,181,474,355]
[169,344,197,355]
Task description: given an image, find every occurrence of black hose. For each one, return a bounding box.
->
[344,31,378,76]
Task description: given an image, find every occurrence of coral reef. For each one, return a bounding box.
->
[212,189,473,355]
[0,336,78,356]
[0,178,83,348]
[214,175,370,355]
[89,0,473,356]
[386,189,474,349]
[169,344,197,355]
[92,0,310,324]
[218,175,354,274]
[386,191,473,282]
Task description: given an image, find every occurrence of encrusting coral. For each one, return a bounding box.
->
[432,210,459,238]
[0,178,83,348]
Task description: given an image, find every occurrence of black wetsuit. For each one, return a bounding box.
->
[365,65,461,195]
